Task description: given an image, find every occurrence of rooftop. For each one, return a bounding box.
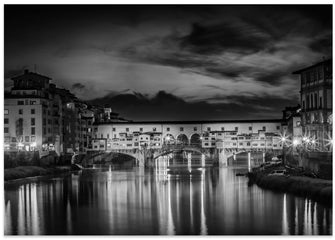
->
[292,58,332,74]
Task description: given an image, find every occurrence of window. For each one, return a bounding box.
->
[31,109,35,114]
[4,118,8,124]
[204,143,209,146]
[31,118,35,126]
[180,127,184,131]
[107,134,109,139]
[112,128,116,131]
[30,101,36,105]
[140,128,143,132]
[296,121,301,127]
[43,127,46,135]
[167,127,170,131]
[4,127,9,133]
[239,142,243,146]
[19,109,23,114]
[194,127,197,131]
[319,97,322,108]
[4,109,8,115]
[48,119,52,124]
[101,134,103,138]
[221,127,224,131]
[153,127,156,132]
[48,128,51,133]
[207,127,211,131]
[25,136,30,142]
[247,142,251,146]
[18,100,24,105]
[276,126,280,130]
[249,126,252,131]
[126,128,129,132]
[31,127,35,135]
[263,126,266,131]
[235,127,238,131]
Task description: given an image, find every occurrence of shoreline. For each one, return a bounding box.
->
[4,165,73,182]
[248,171,332,206]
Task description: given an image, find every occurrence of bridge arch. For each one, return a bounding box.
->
[190,133,201,146]
[176,134,189,145]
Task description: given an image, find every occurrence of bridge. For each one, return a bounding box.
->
[79,142,280,168]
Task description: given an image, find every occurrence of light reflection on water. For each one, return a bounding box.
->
[4,166,332,235]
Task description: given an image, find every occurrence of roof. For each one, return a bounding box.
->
[94,119,284,125]
[292,58,332,74]
[11,71,51,81]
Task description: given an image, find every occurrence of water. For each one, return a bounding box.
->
[4,166,332,235]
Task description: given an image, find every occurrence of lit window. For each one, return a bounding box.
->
[4,109,8,115]
[296,121,301,127]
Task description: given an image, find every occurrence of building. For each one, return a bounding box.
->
[90,120,284,152]
[4,70,63,154]
[4,70,94,156]
[293,58,332,152]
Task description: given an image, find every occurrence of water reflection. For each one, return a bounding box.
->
[4,166,332,235]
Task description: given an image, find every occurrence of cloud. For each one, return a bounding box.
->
[72,83,86,90]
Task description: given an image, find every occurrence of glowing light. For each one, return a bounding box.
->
[166,136,170,141]
[31,142,36,147]
[293,139,299,146]
[306,139,310,143]
[311,140,316,144]
[281,137,287,142]
[302,137,307,142]
[17,142,24,147]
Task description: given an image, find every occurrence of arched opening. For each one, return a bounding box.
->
[190,133,201,147]
[164,134,175,145]
[177,134,189,145]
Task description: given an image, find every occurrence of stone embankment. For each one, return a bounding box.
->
[248,169,332,206]
[4,166,72,181]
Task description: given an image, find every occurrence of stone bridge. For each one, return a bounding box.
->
[78,144,280,168]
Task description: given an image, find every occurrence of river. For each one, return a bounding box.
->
[4,165,332,235]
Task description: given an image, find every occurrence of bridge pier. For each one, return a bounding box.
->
[219,150,228,167]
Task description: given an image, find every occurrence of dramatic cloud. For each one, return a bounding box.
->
[5,5,332,120]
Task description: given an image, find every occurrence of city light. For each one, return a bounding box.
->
[293,139,299,146]
[31,142,36,147]
[281,137,287,142]
[17,142,24,147]
[311,139,316,144]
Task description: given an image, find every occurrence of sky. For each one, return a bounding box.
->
[4,5,332,121]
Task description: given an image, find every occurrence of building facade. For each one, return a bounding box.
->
[293,58,332,151]
[91,120,284,152]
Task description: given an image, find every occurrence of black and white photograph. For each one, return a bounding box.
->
[3,4,333,235]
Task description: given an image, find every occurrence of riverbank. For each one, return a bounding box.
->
[248,171,332,206]
[4,165,72,181]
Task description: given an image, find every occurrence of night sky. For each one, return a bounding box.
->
[5,5,332,121]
